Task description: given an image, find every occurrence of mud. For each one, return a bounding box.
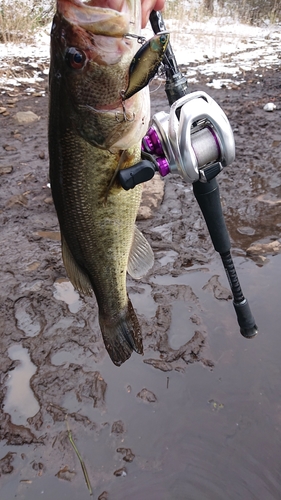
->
[0,65,281,499]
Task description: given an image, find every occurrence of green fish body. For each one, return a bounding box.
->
[49,0,154,365]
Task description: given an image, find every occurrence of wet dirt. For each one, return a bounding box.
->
[0,65,281,499]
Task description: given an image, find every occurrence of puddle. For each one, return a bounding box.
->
[130,284,157,318]
[51,345,93,368]
[14,297,41,337]
[158,250,178,266]
[53,278,83,313]
[4,344,39,425]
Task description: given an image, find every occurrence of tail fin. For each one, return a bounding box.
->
[99,298,143,366]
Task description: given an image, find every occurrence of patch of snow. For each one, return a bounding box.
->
[0,17,281,91]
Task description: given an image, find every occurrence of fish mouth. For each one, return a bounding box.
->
[57,0,139,36]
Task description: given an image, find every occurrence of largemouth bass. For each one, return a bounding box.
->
[49,0,155,365]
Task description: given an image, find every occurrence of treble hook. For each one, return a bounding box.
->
[124,33,146,44]
[115,98,135,122]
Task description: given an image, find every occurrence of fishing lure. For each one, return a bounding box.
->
[122,31,170,100]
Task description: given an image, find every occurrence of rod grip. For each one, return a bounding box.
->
[233,300,258,338]
[193,178,231,254]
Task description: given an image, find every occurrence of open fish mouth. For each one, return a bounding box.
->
[57,0,140,36]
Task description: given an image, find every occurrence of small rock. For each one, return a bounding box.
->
[111,420,125,435]
[263,102,276,111]
[39,151,45,160]
[98,492,108,500]
[137,388,157,403]
[55,465,76,481]
[143,359,173,372]
[116,448,135,463]
[0,107,7,114]
[0,165,13,175]
[0,452,16,474]
[246,240,281,256]
[14,111,39,124]
[44,197,53,204]
[114,467,127,477]
[3,144,17,151]
[26,261,40,272]
[237,226,255,236]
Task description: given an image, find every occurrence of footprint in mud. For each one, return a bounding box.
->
[144,283,214,371]
[4,344,40,425]
[14,297,42,337]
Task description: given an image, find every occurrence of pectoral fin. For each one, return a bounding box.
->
[61,235,93,296]
[127,226,154,279]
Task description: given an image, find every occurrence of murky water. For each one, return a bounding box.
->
[2,253,281,500]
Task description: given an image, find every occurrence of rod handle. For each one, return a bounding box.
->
[233,300,258,338]
[193,178,231,254]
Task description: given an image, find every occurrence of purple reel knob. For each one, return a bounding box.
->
[143,127,164,156]
[156,157,170,177]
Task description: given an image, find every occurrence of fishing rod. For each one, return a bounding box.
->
[119,11,258,339]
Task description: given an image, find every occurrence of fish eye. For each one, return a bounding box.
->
[159,34,168,45]
[65,48,86,69]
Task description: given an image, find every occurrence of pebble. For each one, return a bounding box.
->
[14,111,40,124]
[0,165,13,175]
[246,240,281,255]
[111,420,125,435]
[263,102,276,111]
[137,388,157,403]
[114,467,127,477]
[237,226,256,235]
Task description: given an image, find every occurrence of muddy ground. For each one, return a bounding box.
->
[1,65,281,500]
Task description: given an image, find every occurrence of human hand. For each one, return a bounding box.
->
[91,0,165,29]
[141,0,165,28]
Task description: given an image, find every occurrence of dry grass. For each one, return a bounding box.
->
[164,0,281,24]
[0,0,280,44]
[0,0,54,43]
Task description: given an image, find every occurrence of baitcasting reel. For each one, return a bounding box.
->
[143,91,235,183]
[119,91,235,189]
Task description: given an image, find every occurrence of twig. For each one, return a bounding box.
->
[65,415,93,496]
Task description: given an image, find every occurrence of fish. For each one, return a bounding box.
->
[48,0,156,366]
